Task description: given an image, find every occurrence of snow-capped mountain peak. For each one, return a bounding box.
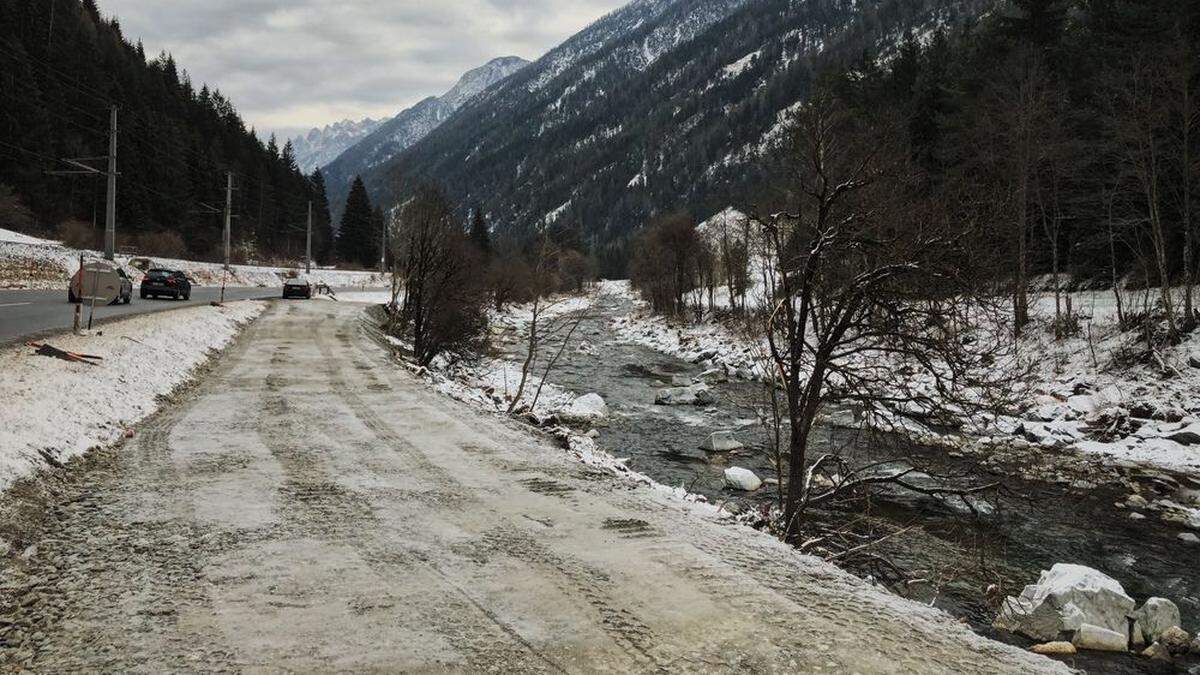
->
[441,56,531,109]
[290,118,383,173]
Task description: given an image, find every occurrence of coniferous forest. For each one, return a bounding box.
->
[0,0,337,265]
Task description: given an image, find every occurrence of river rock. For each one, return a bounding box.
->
[1072,624,1128,652]
[559,394,608,423]
[994,563,1135,642]
[1160,626,1192,655]
[724,467,762,491]
[670,375,694,387]
[1030,641,1076,656]
[1167,422,1200,446]
[1133,598,1182,645]
[655,384,715,406]
[1189,353,1200,369]
[1179,533,1200,545]
[1143,641,1173,661]
[701,431,744,452]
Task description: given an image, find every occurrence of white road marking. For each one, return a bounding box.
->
[0,302,32,308]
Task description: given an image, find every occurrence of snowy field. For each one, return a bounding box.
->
[0,301,265,492]
[0,227,386,290]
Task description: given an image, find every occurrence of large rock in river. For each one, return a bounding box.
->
[559,393,608,423]
[994,563,1135,643]
[701,431,744,452]
[655,384,715,406]
[1133,597,1182,646]
[724,467,762,491]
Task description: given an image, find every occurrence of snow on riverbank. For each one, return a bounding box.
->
[0,227,386,290]
[373,292,718,511]
[608,279,1200,480]
[0,301,265,491]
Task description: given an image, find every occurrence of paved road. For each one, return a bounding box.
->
[0,286,277,345]
[0,301,1065,673]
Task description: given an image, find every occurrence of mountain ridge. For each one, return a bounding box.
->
[324,56,531,217]
[361,0,993,274]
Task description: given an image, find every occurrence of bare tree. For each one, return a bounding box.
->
[629,212,704,315]
[392,186,489,366]
[748,93,1019,542]
[506,234,595,413]
[972,53,1059,337]
[1104,53,1180,341]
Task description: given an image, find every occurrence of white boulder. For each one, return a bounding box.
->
[559,393,608,423]
[670,374,694,387]
[994,563,1135,642]
[1179,533,1200,545]
[1133,597,1182,645]
[655,384,715,406]
[724,467,762,491]
[701,431,744,452]
[1072,624,1128,652]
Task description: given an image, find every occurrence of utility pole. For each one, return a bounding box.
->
[223,172,233,270]
[104,106,117,261]
[379,216,387,273]
[306,201,313,275]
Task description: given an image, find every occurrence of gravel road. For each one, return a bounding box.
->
[0,301,1068,673]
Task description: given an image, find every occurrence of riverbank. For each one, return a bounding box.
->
[384,283,1200,672]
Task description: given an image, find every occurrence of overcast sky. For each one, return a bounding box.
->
[102,0,627,140]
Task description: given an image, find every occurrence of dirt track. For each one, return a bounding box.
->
[0,301,1068,673]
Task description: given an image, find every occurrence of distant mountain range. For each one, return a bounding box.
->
[321,56,530,218]
[332,0,992,273]
[290,118,383,173]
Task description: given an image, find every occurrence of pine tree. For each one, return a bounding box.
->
[470,204,491,257]
[310,170,335,265]
[371,206,386,270]
[337,176,374,268]
[1002,0,1070,48]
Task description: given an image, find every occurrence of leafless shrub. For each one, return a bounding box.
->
[57,219,97,250]
[0,184,35,233]
[137,231,187,259]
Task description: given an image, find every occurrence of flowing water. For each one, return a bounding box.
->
[496,291,1200,674]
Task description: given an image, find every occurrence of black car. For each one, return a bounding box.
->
[282,278,312,299]
[140,269,192,300]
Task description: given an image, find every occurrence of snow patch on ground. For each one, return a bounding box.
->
[0,301,265,491]
[0,228,57,246]
[0,230,386,290]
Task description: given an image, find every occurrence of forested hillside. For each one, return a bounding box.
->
[362,0,993,275]
[0,0,335,265]
[823,0,1198,323]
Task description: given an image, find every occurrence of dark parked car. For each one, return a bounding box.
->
[140,269,192,300]
[282,278,312,299]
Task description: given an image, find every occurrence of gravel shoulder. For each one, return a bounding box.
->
[0,301,1068,673]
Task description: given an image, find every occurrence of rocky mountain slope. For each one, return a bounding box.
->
[324,56,530,216]
[290,118,383,173]
[361,0,993,272]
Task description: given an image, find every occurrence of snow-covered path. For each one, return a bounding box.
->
[0,301,1065,673]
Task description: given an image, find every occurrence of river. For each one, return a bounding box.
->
[495,289,1199,674]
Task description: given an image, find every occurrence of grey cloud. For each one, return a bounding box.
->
[102,0,626,137]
